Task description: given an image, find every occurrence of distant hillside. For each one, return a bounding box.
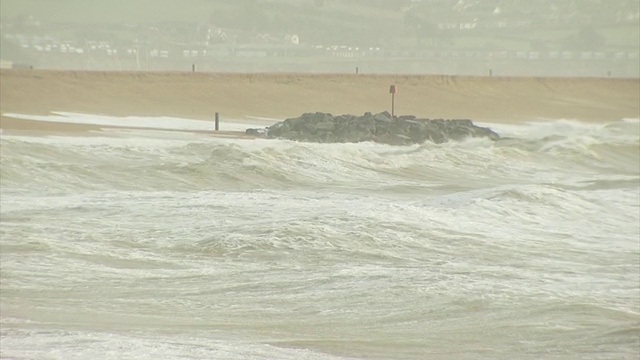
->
[1,0,638,50]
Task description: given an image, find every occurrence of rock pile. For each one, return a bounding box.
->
[246,112,499,145]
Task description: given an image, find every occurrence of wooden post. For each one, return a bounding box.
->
[392,92,395,117]
[389,85,397,118]
[215,112,219,131]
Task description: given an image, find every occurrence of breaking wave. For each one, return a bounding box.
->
[1,119,638,195]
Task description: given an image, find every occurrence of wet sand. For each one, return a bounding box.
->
[1,69,638,134]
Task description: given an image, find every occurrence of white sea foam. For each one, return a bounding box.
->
[1,115,638,360]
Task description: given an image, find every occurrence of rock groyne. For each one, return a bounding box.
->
[246,112,499,145]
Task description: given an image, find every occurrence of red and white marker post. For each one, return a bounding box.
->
[389,85,397,118]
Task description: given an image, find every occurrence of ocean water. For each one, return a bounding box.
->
[1,114,639,360]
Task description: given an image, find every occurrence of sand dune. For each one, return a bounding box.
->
[1,69,638,134]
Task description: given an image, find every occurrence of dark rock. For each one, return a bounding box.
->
[374,111,392,122]
[246,112,500,145]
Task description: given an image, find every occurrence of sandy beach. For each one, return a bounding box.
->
[1,69,638,134]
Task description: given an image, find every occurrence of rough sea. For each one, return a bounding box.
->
[1,113,639,360]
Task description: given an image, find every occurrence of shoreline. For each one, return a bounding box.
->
[0,115,256,139]
[1,69,639,135]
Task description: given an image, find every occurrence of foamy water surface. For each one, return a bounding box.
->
[1,114,639,360]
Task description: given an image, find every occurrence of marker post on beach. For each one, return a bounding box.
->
[215,112,220,131]
[389,85,397,118]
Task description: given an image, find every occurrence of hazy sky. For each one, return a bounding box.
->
[1,0,216,23]
[2,0,639,27]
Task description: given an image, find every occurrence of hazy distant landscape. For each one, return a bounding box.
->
[1,0,639,76]
[2,3,640,360]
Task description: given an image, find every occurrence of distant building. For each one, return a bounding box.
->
[0,59,13,69]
